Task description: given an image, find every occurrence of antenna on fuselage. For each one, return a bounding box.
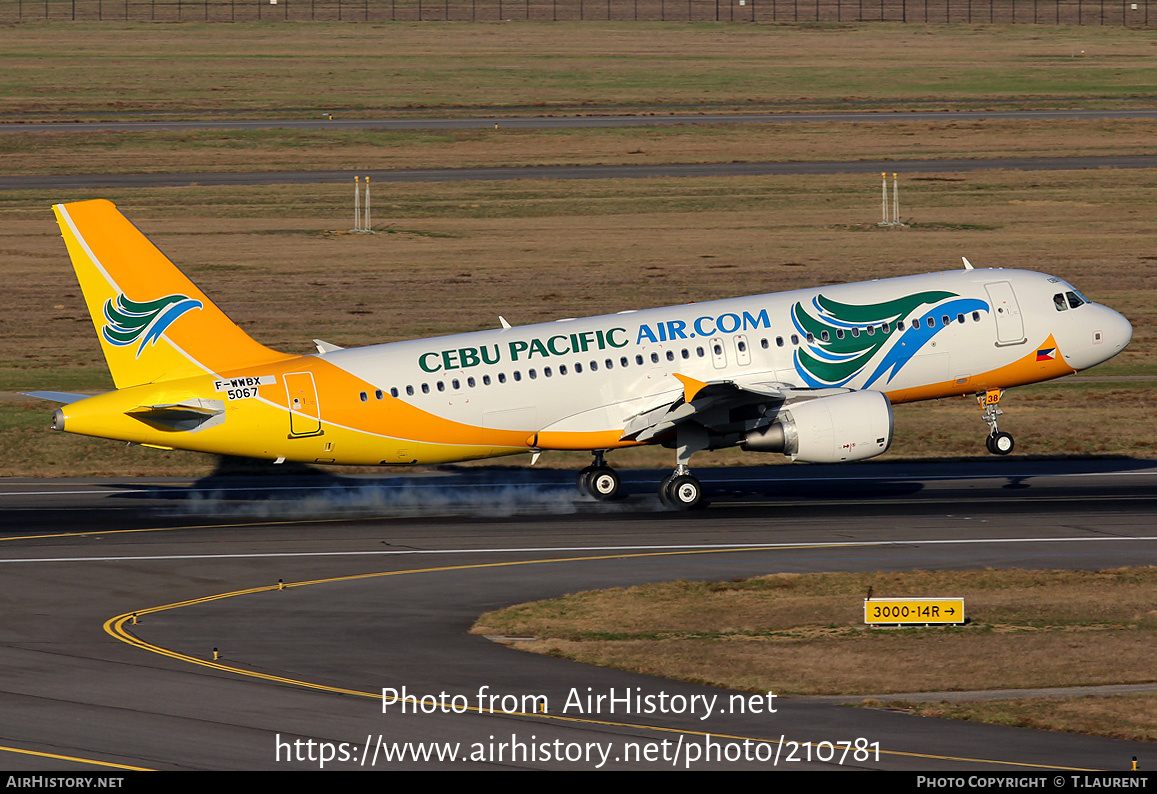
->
[499,316,512,329]
[962,257,974,270]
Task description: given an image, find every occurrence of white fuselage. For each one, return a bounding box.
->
[319,267,1130,442]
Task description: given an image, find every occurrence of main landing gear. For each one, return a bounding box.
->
[979,389,1015,456]
[577,423,711,511]
[657,423,709,511]
[658,468,703,510]
[577,451,620,501]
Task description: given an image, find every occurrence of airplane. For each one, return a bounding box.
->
[31,199,1133,510]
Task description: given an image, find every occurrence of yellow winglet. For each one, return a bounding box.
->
[673,373,709,402]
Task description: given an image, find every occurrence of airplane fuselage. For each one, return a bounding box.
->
[56,266,1131,468]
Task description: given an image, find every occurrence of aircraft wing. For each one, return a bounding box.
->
[620,372,850,443]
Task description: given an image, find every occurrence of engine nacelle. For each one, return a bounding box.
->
[741,390,894,463]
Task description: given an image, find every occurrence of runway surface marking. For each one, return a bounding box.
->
[0,516,376,544]
[4,534,1156,564]
[0,743,152,771]
[101,544,1125,771]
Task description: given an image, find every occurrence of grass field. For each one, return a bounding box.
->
[6,119,1157,176]
[3,22,1156,119]
[473,567,1157,741]
[4,166,1154,475]
[2,21,1154,478]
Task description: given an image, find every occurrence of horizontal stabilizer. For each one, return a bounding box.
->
[22,391,92,404]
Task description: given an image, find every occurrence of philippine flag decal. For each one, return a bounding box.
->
[1036,347,1057,362]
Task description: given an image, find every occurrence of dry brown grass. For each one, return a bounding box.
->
[3,165,1155,475]
[2,22,1154,476]
[3,22,1154,119]
[6,170,1155,363]
[472,568,1157,704]
[5,119,1157,176]
[894,694,1157,743]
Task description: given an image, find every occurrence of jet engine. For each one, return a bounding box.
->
[741,390,893,463]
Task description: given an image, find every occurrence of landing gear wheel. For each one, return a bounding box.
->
[666,474,703,511]
[657,474,675,507]
[577,466,596,494]
[578,466,620,500]
[990,431,1014,456]
[587,468,620,501]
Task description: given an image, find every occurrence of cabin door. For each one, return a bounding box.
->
[984,281,1026,346]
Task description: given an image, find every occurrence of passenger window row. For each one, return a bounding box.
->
[362,310,988,401]
[367,347,717,401]
[757,311,984,350]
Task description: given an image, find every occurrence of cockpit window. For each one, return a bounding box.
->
[1053,293,1067,312]
[1066,291,1085,309]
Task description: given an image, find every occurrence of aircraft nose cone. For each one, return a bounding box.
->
[1084,306,1132,370]
[1104,307,1133,353]
[1063,305,1132,371]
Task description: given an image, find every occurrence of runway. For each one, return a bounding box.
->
[2,460,1155,770]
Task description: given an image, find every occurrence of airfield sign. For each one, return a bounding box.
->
[864,598,965,626]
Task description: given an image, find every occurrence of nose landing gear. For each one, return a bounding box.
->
[979,389,1015,455]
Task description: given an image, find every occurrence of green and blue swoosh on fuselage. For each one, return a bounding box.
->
[101,293,203,358]
[791,292,989,388]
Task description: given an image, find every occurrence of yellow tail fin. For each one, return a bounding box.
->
[54,199,293,389]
